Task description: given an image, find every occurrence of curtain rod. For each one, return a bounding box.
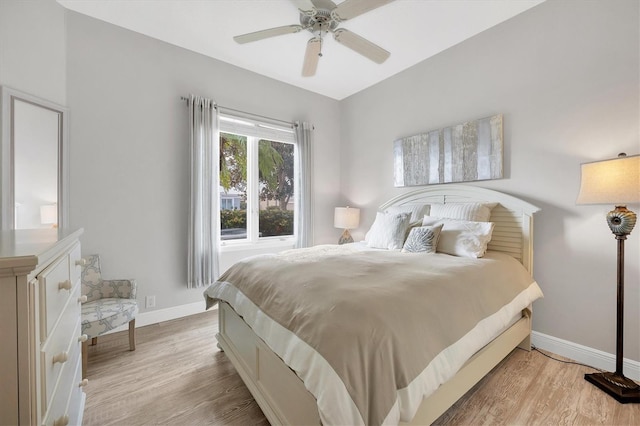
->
[180,96,296,127]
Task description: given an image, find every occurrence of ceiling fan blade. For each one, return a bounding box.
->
[302,37,322,77]
[310,0,337,10]
[333,29,390,63]
[333,0,395,20]
[234,25,303,44]
[290,0,316,13]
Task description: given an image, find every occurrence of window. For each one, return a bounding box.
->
[220,196,240,211]
[219,115,296,244]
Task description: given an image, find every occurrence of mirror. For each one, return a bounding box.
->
[1,86,68,230]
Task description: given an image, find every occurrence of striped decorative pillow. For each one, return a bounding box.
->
[429,202,497,222]
[401,224,443,253]
[385,204,431,226]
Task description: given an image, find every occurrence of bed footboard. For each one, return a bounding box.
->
[405,312,531,425]
[217,301,531,426]
[216,301,321,425]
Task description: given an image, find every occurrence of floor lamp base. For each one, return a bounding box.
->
[585,372,640,403]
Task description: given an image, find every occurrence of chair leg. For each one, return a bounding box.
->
[129,319,136,351]
[82,340,88,379]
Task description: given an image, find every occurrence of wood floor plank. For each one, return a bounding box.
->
[83,311,640,425]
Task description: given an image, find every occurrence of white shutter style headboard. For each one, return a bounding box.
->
[379,184,541,275]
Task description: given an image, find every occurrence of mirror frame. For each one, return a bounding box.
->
[0,86,69,230]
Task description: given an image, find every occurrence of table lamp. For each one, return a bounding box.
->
[576,153,640,403]
[40,204,58,228]
[334,206,360,245]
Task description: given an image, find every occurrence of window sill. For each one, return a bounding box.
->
[220,238,295,252]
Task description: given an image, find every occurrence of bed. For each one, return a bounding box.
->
[204,184,543,425]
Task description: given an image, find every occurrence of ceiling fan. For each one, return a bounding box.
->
[233,0,396,77]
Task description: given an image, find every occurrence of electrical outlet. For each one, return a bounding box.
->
[145,295,156,309]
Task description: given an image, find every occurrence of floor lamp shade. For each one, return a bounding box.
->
[334,207,360,244]
[577,153,639,403]
[577,154,640,205]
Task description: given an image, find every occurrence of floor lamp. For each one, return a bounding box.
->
[577,153,640,403]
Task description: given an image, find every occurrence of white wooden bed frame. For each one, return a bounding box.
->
[215,184,540,425]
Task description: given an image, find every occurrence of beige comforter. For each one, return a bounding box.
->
[204,244,542,425]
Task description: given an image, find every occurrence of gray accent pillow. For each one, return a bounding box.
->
[401,224,443,253]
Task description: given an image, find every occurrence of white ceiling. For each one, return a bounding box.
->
[57,0,544,100]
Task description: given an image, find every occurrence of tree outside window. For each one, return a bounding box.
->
[219,131,295,241]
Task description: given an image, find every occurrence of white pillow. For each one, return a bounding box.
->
[385,204,431,225]
[401,224,443,253]
[429,202,497,222]
[422,216,495,258]
[365,212,411,250]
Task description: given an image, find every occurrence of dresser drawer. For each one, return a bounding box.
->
[66,354,86,426]
[40,253,73,339]
[68,243,83,289]
[40,283,83,410]
[42,351,83,426]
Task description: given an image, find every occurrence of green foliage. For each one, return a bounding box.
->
[219,133,294,212]
[220,209,247,230]
[220,209,293,238]
[259,209,294,237]
[219,133,247,193]
[259,141,294,210]
[258,141,284,192]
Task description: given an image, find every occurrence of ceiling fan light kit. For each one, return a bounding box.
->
[233,0,395,77]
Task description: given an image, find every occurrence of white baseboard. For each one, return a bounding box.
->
[138,300,213,327]
[531,331,640,381]
[103,300,213,335]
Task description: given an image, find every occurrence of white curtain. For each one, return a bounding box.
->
[187,95,220,288]
[294,121,313,248]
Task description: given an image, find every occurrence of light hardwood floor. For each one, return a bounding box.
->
[83,310,640,425]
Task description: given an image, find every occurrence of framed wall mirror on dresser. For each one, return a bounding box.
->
[0,86,69,230]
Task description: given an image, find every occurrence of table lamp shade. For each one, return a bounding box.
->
[40,204,57,225]
[334,207,360,229]
[577,154,640,205]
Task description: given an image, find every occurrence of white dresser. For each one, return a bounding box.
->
[0,228,86,426]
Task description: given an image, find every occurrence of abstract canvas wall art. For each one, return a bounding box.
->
[394,114,503,187]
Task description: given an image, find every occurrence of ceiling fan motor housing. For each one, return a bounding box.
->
[300,8,339,34]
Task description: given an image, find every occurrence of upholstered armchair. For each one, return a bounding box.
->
[80,254,138,378]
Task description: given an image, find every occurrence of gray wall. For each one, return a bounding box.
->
[66,12,341,310]
[0,0,66,105]
[340,0,640,361]
[0,0,67,233]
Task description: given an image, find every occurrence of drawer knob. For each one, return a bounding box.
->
[79,378,89,387]
[53,414,69,426]
[75,258,87,266]
[78,295,88,303]
[52,351,68,364]
[78,334,88,343]
[58,280,72,291]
